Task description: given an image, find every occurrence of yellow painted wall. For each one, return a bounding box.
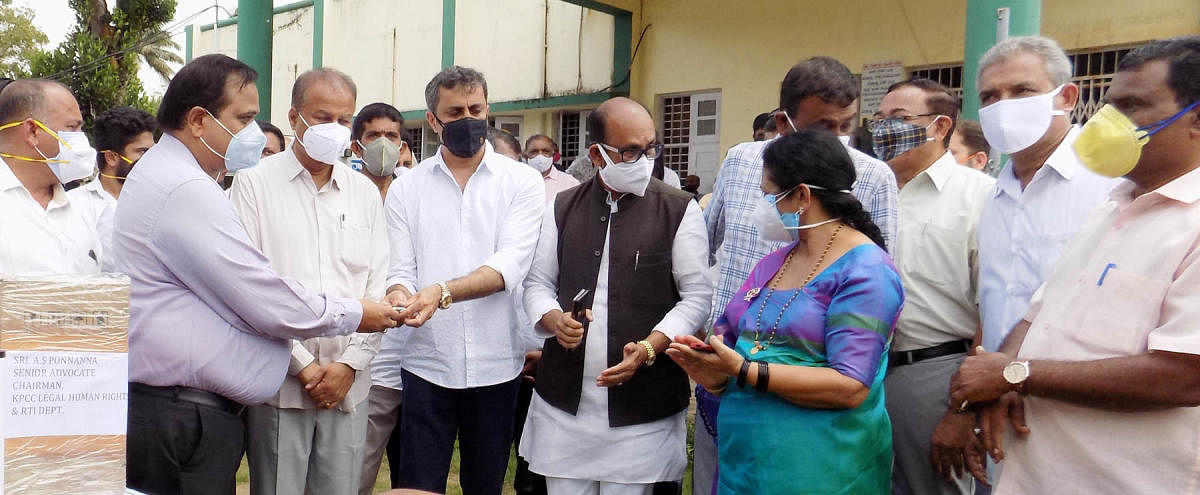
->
[621,0,1200,167]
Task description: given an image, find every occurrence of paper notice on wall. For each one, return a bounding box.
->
[860,60,906,120]
[4,351,127,439]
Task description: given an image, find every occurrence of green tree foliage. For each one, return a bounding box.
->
[30,0,178,131]
[0,0,50,78]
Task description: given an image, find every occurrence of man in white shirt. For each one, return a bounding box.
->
[0,79,102,275]
[871,79,995,495]
[68,105,155,272]
[382,65,545,494]
[521,96,711,495]
[971,36,1118,354]
[232,68,387,494]
[942,35,1117,490]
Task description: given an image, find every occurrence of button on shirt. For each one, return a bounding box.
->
[996,166,1200,495]
[384,143,545,389]
[976,126,1118,351]
[113,133,364,404]
[230,149,387,412]
[705,137,898,325]
[892,152,994,351]
[67,178,118,272]
[0,161,101,275]
[521,195,711,483]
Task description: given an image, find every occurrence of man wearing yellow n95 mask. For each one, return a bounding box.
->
[948,36,1200,494]
[0,79,102,275]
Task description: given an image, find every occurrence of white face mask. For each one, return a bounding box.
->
[526,154,554,173]
[594,144,652,196]
[296,113,351,165]
[751,186,848,243]
[978,84,1065,154]
[39,130,96,184]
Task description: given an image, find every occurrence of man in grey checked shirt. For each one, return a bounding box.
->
[692,56,898,495]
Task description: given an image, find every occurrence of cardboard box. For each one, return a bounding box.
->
[0,275,129,494]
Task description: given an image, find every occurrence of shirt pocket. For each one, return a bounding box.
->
[337,218,373,275]
[1069,266,1167,357]
[906,222,968,287]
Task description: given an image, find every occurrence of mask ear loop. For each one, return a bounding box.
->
[1136,100,1200,139]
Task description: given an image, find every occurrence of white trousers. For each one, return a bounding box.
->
[545,477,655,495]
[247,404,368,495]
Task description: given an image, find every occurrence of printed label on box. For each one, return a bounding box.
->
[4,351,127,438]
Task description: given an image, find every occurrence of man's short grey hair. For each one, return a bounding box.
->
[978,35,1072,90]
[425,66,488,113]
[291,68,357,109]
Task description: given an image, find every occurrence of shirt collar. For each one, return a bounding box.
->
[917,151,958,192]
[285,147,346,191]
[0,159,71,208]
[429,141,497,178]
[1041,125,1084,181]
[0,159,22,192]
[992,125,1083,199]
[1113,164,1200,206]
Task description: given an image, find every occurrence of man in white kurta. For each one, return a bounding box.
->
[521,97,711,495]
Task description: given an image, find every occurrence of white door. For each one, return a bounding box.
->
[689,92,721,193]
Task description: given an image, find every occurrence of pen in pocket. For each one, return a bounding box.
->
[635,250,640,271]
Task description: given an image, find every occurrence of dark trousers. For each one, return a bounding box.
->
[386,406,404,487]
[397,369,521,495]
[126,387,245,495]
[512,379,547,495]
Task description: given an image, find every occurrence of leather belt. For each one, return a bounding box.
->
[889,339,971,368]
[131,382,245,415]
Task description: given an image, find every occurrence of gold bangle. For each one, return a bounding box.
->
[638,340,656,366]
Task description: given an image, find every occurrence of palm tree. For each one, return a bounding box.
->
[136,28,183,83]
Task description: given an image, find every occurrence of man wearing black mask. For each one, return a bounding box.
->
[382,65,545,494]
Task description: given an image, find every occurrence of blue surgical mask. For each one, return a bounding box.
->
[200,109,267,172]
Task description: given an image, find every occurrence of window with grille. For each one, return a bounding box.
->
[661,94,691,176]
[408,125,424,162]
[1068,47,1133,124]
[909,65,964,99]
[559,112,582,165]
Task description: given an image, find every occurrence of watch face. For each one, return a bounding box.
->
[1003,362,1028,384]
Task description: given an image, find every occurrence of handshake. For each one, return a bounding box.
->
[355,284,446,333]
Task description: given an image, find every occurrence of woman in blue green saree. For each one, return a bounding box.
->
[668,130,904,494]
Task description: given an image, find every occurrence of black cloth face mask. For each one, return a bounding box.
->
[436,116,488,158]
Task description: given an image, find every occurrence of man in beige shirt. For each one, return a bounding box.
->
[231,68,388,494]
[870,78,995,495]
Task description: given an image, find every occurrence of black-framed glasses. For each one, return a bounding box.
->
[866,113,939,132]
[598,142,664,163]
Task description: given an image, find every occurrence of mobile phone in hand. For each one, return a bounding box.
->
[570,289,590,329]
[689,341,716,353]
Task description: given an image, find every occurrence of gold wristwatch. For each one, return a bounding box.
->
[436,281,452,310]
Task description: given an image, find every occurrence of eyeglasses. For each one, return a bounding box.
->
[598,142,664,163]
[867,113,939,132]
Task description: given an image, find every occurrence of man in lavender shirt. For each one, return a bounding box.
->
[112,54,401,494]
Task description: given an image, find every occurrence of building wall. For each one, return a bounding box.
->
[190,0,617,140]
[623,0,1200,172]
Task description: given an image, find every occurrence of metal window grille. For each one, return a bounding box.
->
[408,125,424,162]
[559,112,582,164]
[1068,47,1133,124]
[909,65,964,100]
[661,94,691,176]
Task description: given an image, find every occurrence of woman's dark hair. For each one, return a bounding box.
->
[763,130,887,249]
